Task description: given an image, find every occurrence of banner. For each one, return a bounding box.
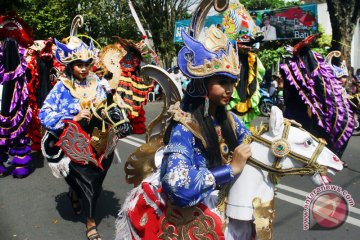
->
[174,4,318,43]
[174,16,223,43]
[250,4,318,41]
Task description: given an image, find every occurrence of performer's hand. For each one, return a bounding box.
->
[230,143,252,175]
[73,109,91,121]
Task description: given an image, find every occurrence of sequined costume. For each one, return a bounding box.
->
[0,13,33,178]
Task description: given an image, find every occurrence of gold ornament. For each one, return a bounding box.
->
[186,25,240,78]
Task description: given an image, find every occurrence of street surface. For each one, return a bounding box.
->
[1,101,360,239]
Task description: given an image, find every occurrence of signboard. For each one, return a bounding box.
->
[250,4,318,41]
[174,4,318,43]
[174,16,223,43]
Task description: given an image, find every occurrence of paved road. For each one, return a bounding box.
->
[1,101,359,239]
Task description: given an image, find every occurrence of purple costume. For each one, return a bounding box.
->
[0,40,32,177]
[280,44,353,157]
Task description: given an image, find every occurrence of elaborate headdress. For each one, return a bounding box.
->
[54,15,97,65]
[178,25,240,80]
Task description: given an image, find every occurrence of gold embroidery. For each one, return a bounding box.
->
[159,203,219,240]
[252,198,275,240]
[124,136,163,187]
[61,76,98,109]
[168,102,207,148]
[90,127,108,155]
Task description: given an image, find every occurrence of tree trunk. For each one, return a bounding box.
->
[326,0,360,69]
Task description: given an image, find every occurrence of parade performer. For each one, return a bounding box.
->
[279,35,354,159]
[222,0,265,127]
[114,37,153,134]
[26,38,63,151]
[0,12,33,178]
[116,24,254,240]
[39,16,131,240]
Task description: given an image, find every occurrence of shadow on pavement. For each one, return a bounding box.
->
[30,151,44,169]
[55,190,121,225]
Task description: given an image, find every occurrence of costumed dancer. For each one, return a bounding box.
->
[222,0,265,127]
[0,12,33,178]
[279,35,354,159]
[116,25,253,239]
[39,16,131,240]
[26,38,63,151]
[114,37,153,134]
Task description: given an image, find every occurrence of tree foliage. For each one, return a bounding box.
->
[130,0,196,68]
[5,0,139,46]
[241,0,300,10]
[257,24,331,70]
[3,0,195,67]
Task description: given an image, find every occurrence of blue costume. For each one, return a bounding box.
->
[39,35,128,223]
[39,77,106,132]
[161,112,249,207]
[115,13,251,239]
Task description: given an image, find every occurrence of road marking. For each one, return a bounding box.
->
[278,184,360,215]
[120,138,141,147]
[120,136,360,227]
[126,136,146,143]
[276,192,360,227]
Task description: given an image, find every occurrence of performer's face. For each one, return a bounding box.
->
[207,76,236,106]
[72,61,91,81]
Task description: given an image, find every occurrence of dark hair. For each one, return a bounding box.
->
[64,63,73,78]
[104,71,113,80]
[164,90,238,168]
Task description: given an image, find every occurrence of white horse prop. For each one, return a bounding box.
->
[116,83,344,240]
[226,106,344,239]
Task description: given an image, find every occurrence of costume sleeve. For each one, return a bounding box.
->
[230,112,251,144]
[161,123,233,207]
[39,82,75,131]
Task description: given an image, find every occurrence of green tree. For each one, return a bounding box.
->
[242,0,300,10]
[130,0,196,68]
[10,0,139,46]
[325,0,360,70]
[258,25,331,70]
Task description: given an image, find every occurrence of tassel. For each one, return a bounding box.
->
[204,96,209,117]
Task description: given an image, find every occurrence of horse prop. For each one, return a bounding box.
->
[116,64,344,240]
[226,106,344,239]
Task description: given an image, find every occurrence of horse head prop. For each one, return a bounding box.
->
[88,92,132,138]
[226,106,344,239]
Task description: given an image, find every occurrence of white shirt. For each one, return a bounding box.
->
[261,25,277,41]
[99,78,111,92]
